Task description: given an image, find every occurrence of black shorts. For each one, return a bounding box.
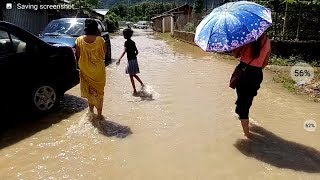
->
[235,62,263,119]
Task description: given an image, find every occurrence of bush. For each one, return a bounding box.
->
[184,22,195,32]
[104,12,119,33]
[271,40,320,62]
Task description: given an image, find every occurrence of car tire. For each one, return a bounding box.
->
[105,40,112,66]
[107,44,111,61]
[31,83,60,114]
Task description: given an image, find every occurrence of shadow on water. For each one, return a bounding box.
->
[234,124,320,173]
[90,116,132,138]
[136,90,154,101]
[0,94,88,149]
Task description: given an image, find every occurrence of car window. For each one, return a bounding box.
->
[10,35,27,54]
[0,30,13,55]
[97,21,105,32]
[97,23,102,32]
[0,30,27,56]
[42,20,84,36]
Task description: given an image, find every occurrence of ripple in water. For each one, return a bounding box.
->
[66,112,132,139]
[66,113,98,138]
[126,85,160,102]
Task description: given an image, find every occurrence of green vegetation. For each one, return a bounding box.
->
[183,22,196,32]
[194,0,204,14]
[103,0,196,9]
[108,2,176,22]
[104,12,119,33]
[268,55,320,102]
[272,71,297,92]
[70,0,101,8]
[256,0,320,41]
[269,56,320,67]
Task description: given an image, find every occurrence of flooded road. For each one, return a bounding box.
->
[1,29,319,179]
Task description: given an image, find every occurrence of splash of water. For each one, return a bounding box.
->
[66,112,132,139]
[137,85,160,100]
[65,112,98,138]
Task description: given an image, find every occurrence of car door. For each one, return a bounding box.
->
[96,20,112,63]
[0,29,13,111]
[0,28,34,112]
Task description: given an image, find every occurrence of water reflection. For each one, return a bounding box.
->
[234,124,320,173]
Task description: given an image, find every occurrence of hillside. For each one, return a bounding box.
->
[102,0,225,9]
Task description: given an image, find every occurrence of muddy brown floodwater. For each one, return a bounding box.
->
[1,29,320,179]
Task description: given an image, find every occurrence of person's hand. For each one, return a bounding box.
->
[116,60,120,65]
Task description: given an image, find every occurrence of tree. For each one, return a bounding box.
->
[109,2,175,21]
[104,12,119,32]
[70,0,100,9]
[194,0,204,14]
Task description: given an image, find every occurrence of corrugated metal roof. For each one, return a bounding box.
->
[93,9,109,16]
[151,13,172,20]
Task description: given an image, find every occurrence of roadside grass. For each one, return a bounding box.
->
[158,33,172,41]
[268,57,320,102]
[269,55,320,67]
[271,70,297,92]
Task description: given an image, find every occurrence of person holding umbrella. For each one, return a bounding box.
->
[194,1,272,138]
[232,33,271,138]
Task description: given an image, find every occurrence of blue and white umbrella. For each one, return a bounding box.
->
[194,1,272,52]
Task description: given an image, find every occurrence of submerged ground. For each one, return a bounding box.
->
[0,29,319,179]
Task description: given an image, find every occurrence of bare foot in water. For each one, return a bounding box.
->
[86,111,94,120]
[97,114,104,120]
[244,132,252,139]
[133,91,138,96]
[241,120,251,138]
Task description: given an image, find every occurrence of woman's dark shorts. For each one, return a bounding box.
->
[235,62,263,120]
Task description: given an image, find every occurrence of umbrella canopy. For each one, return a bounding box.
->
[194,1,272,52]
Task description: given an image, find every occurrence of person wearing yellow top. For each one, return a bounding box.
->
[75,19,106,120]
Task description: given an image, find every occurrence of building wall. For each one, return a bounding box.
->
[174,14,189,31]
[2,8,48,35]
[173,30,196,45]
[153,18,162,32]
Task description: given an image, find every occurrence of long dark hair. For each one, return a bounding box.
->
[84,19,99,35]
[252,36,262,59]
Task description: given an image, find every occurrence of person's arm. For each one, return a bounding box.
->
[116,48,126,65]
[75,38,80,60]
[76,45,80,60]
[135,46,139,56]
[103,40,107,55]
[232,47,242,58]
[262,49,271,68]
[262,38,271,68]
[117,42,127,65]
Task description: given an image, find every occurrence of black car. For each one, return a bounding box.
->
[0,21,79,114]
[39,18,112,65]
